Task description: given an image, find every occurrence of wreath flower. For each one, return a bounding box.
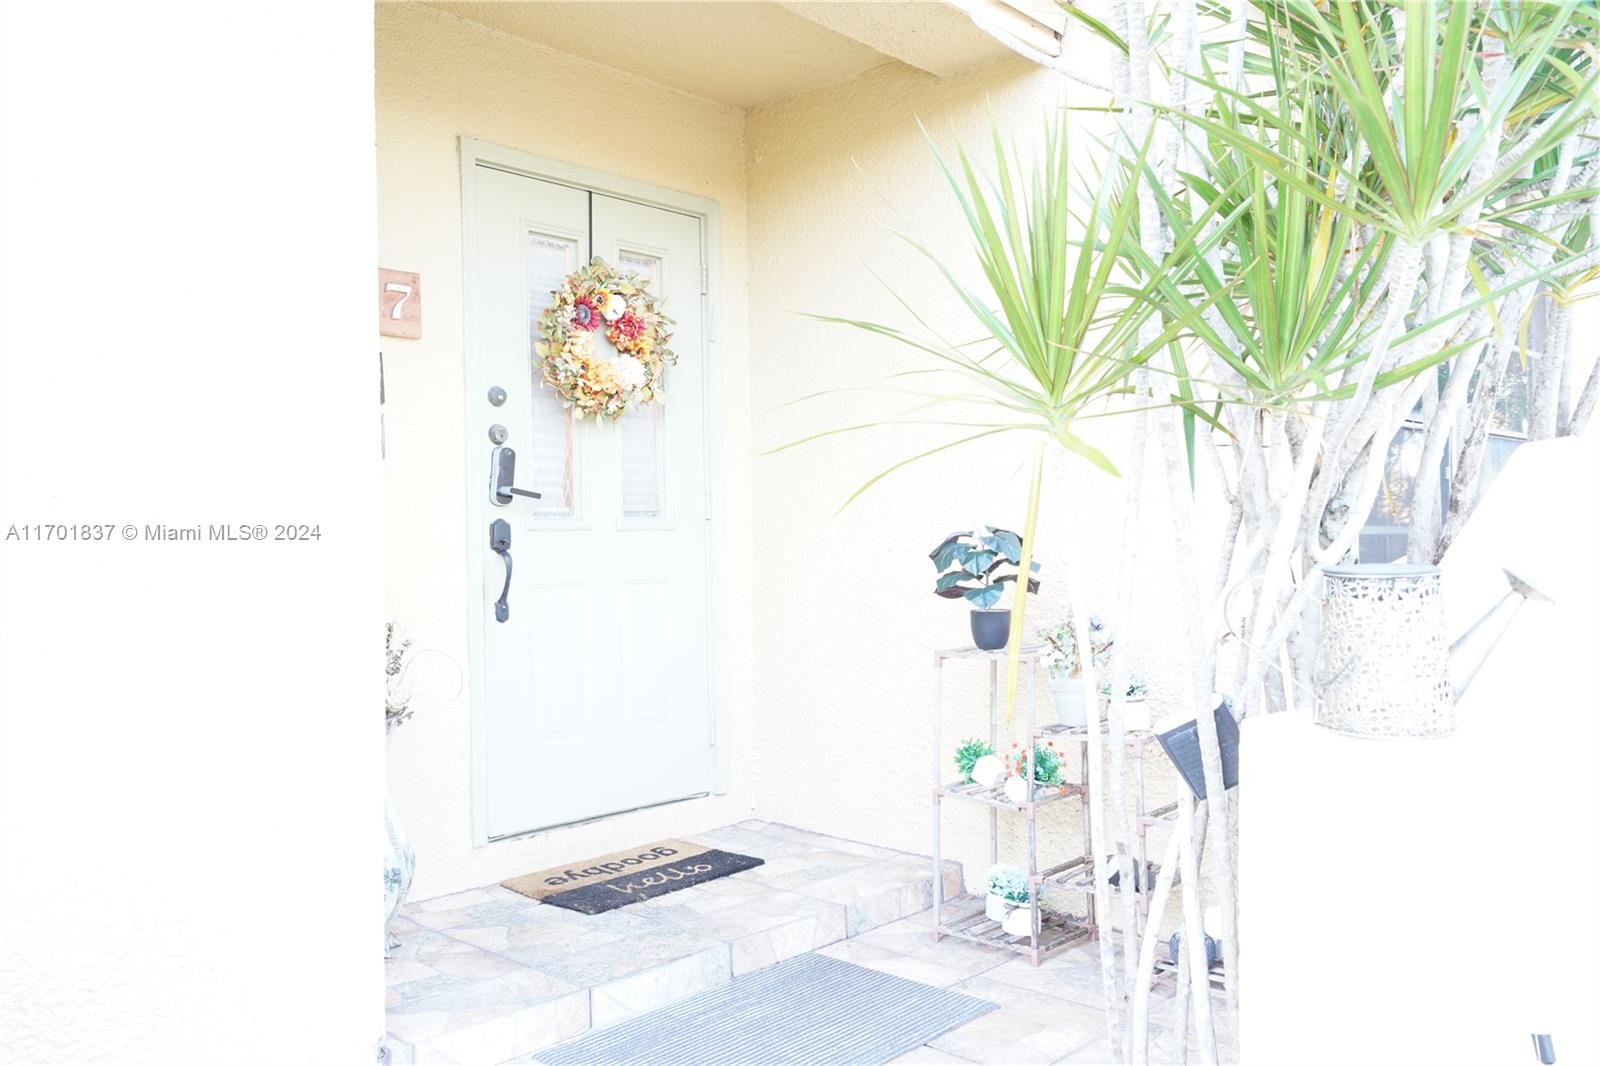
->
[535,258,677,419]
[571,294,602,331]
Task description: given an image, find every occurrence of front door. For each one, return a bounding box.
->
[469,162,713,840]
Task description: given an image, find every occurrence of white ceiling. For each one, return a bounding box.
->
[422,1,1010,109]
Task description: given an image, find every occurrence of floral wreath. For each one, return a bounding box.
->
[535,258,676,419]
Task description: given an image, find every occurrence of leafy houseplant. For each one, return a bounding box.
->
[1098,675,1149,701]
[1002,740,1069,806]
[1006,740,1064,786]
[1039,614,1112,680]
[954,737,995,784]
[384,622,418,956]
[1040,614,1113,726]
[986,863,1031,905]
[984,864,1038,936]
[930,526,1040,651]
[385,621,415,729]
[1100,673,1152,731]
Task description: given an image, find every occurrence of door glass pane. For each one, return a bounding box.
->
[527,230,579,518]
[617,248,666,522]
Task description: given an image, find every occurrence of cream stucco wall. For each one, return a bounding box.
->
[745,57,1217,904]
[377,1,756,898]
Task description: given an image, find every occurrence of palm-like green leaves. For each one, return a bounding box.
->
[1183,1,1591,242]
[788,113,1219,484]
[788,113,1219,715]
[1126,0,1599,416]
[1131,115,1392,406]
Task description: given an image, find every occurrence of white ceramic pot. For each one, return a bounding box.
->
[1123,696,1150,732]
[1001,907,1034,937]
[1048,676,1087,727]
[970,754,1006,789]
[985,893,1010,922]
[1002,776,1030,806]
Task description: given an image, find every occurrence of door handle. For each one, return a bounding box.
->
[490,446,542,506]
[490,519,512,623]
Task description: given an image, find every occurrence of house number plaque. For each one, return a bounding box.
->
[378,268,421,339]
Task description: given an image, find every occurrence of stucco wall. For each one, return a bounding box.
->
[377,2,756,898]
[746,57,1217,902]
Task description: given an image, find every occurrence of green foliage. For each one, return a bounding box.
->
[385,622,414,726]
[930,526,1041,610]
[986,863,1031,904]
[954,737,994,783]
[1098,673,1150,701]
[779,110,1226,503]
[1126,0,1600,416]
[1006,740,1064,786]
[1038,613,1112,680]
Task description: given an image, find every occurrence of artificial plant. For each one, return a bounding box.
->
[953,737,994,783]
[929,526,1040,609]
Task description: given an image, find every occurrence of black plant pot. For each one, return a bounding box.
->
[970,609,1011,651]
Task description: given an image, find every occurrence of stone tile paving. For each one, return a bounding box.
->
[383,820,1234,1066]
[384,821,958,1064]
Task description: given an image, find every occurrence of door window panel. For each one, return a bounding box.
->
[616,248,667,523]
[527,230,580,519]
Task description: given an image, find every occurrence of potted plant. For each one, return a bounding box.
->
[1038,614,1112,726]
[1099,673,1152,731]
[953,737,996,784]
[985,863,1031,922]
[384,623,418,955]
[929,526,1040,651]
[1001,741,1067,805]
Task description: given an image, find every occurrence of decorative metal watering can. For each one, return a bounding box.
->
[1316,564,1551,738]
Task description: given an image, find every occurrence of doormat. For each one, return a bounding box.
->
[501,839,763,914]
[538,952,997,1065]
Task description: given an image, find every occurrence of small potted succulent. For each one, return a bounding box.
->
[1038,614,1112,726]
[954,737,999,786]
[929,525,1041,650]
[1099,673,1152,730]
[985,863,1031,923]
[1001,741,1067,805]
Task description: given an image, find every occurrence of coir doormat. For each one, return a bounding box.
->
[501,839,763,914]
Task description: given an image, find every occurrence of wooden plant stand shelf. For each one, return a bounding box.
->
[929,644,1176,967]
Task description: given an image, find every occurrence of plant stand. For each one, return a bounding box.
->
[1037,723,1178,930]
[930,645,1174,967]
[931,645,1091,966]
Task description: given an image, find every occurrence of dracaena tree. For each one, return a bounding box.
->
[970,1,1600,1062]
[781,110,1231,1059]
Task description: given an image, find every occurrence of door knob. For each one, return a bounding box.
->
[490,519,512,623]
[490,446,542,506]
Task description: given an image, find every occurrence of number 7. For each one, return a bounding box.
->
[385,282,412,319]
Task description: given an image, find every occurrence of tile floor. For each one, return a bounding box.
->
[382,821,1233,1066]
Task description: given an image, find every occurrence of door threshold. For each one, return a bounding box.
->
[487,791,711,844]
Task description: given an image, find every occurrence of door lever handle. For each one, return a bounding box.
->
[491,446,542,505]
[490,519,512,623]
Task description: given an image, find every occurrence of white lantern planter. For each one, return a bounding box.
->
[1316,563,1454,738]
